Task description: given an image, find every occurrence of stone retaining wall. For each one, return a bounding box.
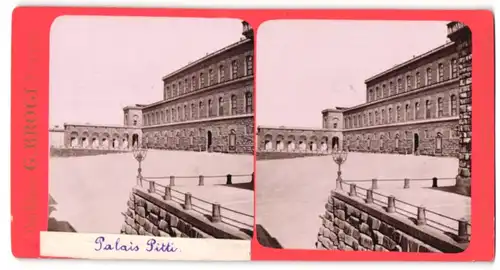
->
[50,147,129,157]
[316,190,468,253]
[121,187,252,240]
[256,151,328,160]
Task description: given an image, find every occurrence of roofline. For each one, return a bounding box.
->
[257,125,339,132]
[161,38,252,81]
[364,41,455,83]
[63,123,141,129]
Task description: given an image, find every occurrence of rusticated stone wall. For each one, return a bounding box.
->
[142,116,253,154]
[121,187,252,240]
[316,190,468,253]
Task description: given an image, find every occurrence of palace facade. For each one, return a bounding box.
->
[55,21,254,154]
[258,23,460,157]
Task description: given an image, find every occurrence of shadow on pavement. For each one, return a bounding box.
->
[424,185,468,197]
[256,224,283,249]
[216,181,254,191]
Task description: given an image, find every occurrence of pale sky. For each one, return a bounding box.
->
[256,20,450,128]
[49,16,244,126]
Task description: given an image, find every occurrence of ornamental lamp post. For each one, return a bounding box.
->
[332,146,348,191]
[133,146,148,187]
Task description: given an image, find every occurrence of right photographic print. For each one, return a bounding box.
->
[255,20,471,253]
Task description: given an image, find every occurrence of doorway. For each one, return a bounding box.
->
[413,133,419,153]
[207,131,212,151]
[332,136,339,151]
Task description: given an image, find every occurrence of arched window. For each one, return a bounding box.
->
[375,87,380,99]
[208,99,213,117]
[405,104,411,121]
[172,84,177,97]
[231,60,238,80]
[451,95,458,116]
[191,103,195,119]
[229,129,236,151]
[382,84,386,98]
[426,67,432,86]
[381,109,386,124]
[171,108,175,122]
[178,81,183,95]
[397,78,402,93]
[375,111,379,125]
[191,76,196,91]
[166,110,170,123]
[437,97,444,117]
[133,115,138,126]
[177,107,181,121]
[388,107,393,123]
[209,69,215,85]
[415,72,421,88]
[199,72,205,88]
[369,89,373,102]
[396,106,401,122]
[425,100,431,119]
[165,86,170,99]
[198,101,203,118]
[395,134,400,149]
[368,112,372,125]
[406,75,412,91]
[245,92,253,113]
[435,132,443,153]
[184,105,188,120]
[379,135,384,150]
[451,58,458,78]
[438,63,444,82]
[184,78,188,92]
[218,97,224,116]
[219,65,225,83]
[246,55,253,76]
[414,102,420,120]
[231,95,237,115]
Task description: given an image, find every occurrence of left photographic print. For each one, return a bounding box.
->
[46,16,254,260]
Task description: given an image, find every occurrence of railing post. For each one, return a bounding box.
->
[371,178,378,190]
[387,196,396,213]
[457,218,469,243]
[226,174,232,185]
[198,175,204,186]
[163,186,172,200]
[212,203,222,223]
[404,178,410,189]
[366,189,374,204]
[148,181,156,193]
[170,176,175,186]
[348,184,357,197]
[416,206,426,225]
[184,193,192,210]
[432,177,438,188]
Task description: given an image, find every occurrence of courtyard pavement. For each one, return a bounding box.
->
[256,152,471,249]
[49,150,254,234]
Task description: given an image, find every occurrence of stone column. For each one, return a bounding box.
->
[447,22,472,196]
